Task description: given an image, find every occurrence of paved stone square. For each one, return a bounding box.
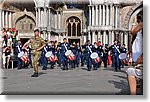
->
[1,65,129,95]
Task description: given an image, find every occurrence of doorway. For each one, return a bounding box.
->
[68,39,80,45]
[20,38,29,45]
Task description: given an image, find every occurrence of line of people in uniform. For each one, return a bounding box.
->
[15,37,128,72]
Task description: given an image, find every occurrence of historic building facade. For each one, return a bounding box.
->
[0,0,143,49]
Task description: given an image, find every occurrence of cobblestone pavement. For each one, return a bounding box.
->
[1,65,130,95]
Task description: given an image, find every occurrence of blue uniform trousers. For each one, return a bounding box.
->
[40,54,48,69]
[57,51,61,67]
[112,54,121,71]
[61,54,68,69]
[81,52,86,66]
[76,52,81,67]
[85,53,92,71]
[16,56,23,69]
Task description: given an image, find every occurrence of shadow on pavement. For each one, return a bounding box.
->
[38,72,47,76]
[113,75,127,80]
[108,80,129,95]
[81,68,88,71]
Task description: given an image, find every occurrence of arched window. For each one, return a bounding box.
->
[77,23,81,36]
[30,24,32,30]
[72,23,76,36]
[68,23,71,36]
[22,24,24,30]
[66,16,81,37]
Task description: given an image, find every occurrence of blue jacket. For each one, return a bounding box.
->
[15,44,23,55]
[60,42,70,54]
[121,47,127,53]
[41,44,49,56]
[110,44,121,55]
[84,44,93,54]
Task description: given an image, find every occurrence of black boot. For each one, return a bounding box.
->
[87,67,91,71]
[50,65,54,69]
[65,66,68,70]
[42,67,47,70]
[62,67,66,70]
[114,68,118,72]
[81,64,84,67]
[31,72,38,77]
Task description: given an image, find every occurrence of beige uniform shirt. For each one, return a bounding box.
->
[29,36,45,54]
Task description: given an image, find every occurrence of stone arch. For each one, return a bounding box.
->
[13,11,36,27]
[1,0,36,11]
[15,14,35,25]
[66,16,81,37]
[124,1,143,30]
[15,13,36,33]
[65,15,82,28]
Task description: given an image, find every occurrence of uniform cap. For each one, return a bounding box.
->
[34,28,39,32]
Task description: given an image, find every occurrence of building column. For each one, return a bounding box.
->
[100,32,103,43]
[84,33,87,44]
[106,5,109,26]
[88,31,91,41]
[48,8,51,27]
[8,12,12,28]
[51,13,53,28]
[103,5,105,26]
[75,22,78,37]
[0,9,2,29]
[46,31,48,39]
[61,11,64,29]
[2,10,5,28]
[98,31,101,41]
[92,32,95,44]
[48,32,51,41]
[95,5,98,26]
[124,31,128,49]
[58,11,61,29]
[110,4,113,26]
[103,31,106,44]
[108,31,112,45]
[35,8,38,27]
[41,8,44,27]
[89,6,92,26]
[118,6,121,29]
[99,5,102,26]
[38,7,41,27]
[55,12,58,29]
[120,32,124,45]
[115,6,118,28]
[105,32,108,44]
[5,11,8,28]
[116,31,119,40]
[111,31,114,44]
[47,8,49,28]
[95,32,98,42]
[92,6,95,26]
[44,8,47,27]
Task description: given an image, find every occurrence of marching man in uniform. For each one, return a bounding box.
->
[84,40,93,71]
[15,39,23,70]
[109,40,121,72]
[23,29,46,77]
[40,39,49,70]
[60,38,70,70]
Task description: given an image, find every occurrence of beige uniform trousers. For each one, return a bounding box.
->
[31,51,41,73]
